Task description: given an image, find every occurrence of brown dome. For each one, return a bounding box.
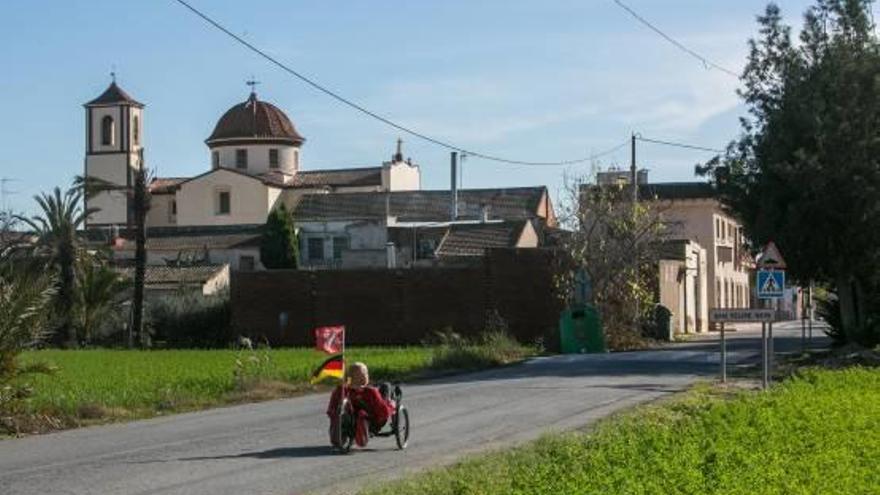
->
[206,92,305,147]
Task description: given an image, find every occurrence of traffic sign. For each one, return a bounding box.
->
[710,308,775,322]
[758,241,787,269]
[757,269,785,299]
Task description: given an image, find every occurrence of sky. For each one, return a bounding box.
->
[0,0,839,216]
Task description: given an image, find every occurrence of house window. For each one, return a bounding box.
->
[212,151,220,169]
[332,236,349,260]
[133,116,140,145]
[308,238,325,261]
[101,115,115,146]
[217,191,231,215]
[269,149,279,169]
[417,238,438,259]
[236,149,247,169]
[239,255,255,271]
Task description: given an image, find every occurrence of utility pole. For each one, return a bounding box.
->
[630,133,638,204]
[450,152,458,221]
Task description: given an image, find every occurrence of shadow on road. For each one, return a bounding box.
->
[179,445,336,461]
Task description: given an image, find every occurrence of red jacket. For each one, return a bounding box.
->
[326,385,395,427]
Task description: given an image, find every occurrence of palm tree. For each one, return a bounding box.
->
[0,267,54,377]
[17,187,94,347]
[130,162,151,348]
[73,261,129,344]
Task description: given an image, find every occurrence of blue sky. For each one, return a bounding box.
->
[0,0,834,215]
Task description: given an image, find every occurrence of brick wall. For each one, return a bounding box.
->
[231,249,564,349]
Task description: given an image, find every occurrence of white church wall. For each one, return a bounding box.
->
[382,162,421,191]
[211,143,299,176]
[175,169,276,226]
[146,194,177,227]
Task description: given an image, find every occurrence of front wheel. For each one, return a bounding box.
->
[334,399,355,454]
[394,405,410,450]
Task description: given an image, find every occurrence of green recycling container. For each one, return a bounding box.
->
[559,304,605,353]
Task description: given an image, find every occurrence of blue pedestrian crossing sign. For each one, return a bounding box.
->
[757,269,785,299]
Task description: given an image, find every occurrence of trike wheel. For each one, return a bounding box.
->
[335,400,355,454]
[394,405,410,450]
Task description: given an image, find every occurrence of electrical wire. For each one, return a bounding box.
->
[612,0,739,78]
[172,0,620,167]
[636,136,725,154]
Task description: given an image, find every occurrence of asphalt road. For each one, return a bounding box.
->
[0,320,828,495]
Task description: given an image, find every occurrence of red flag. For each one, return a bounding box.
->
[315,325,344,354]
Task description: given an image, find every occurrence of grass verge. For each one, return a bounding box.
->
[2,336,538,436]
[362,367,880,495]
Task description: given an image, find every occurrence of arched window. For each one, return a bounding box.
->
[101,116,115,146]
[133,116,140,145]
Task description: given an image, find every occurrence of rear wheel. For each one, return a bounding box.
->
[394,405,410,449]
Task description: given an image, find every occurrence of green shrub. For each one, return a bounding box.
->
[147,291,232,348]
[428,329,535,371]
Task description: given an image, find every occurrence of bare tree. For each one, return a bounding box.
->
[556,172,667,349]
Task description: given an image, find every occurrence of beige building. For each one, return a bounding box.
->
[656,239,709,334]
[640,182,752,314]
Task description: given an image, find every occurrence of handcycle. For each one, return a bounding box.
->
[332,383,410,453]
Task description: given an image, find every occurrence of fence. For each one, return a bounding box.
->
[231,249,564,349]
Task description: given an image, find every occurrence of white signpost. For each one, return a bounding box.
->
[710,309,777,384]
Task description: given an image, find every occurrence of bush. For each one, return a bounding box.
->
[428,328,535,371]
[147,291,232,348]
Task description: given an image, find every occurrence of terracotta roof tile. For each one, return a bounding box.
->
[85,82,143,107]
[149,177,187,194]
[290,167,382,188]
[114,265,227,286]
[206,93,304,146]
[435,221,528,257]
[292,187,547,222]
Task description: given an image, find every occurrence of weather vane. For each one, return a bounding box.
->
[110,64,117,83]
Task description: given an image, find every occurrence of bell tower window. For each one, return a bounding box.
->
[212,151,220,169]
[101,116,115,146]
[133,116,140,145]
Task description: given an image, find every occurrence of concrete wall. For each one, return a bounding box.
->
[175,169,277,226]
[297,219,388,269]
[657,241,709,336]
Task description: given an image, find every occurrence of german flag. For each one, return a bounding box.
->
[310,354,344,384]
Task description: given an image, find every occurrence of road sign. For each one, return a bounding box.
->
[757,269,785,299]
[758,241,787,269]
[710,308,775,322]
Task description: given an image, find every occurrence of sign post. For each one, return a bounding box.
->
[709,309,775,384]
[756,242,787,390]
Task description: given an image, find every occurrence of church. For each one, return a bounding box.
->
[83,80,555,280]
[84,80,421,231]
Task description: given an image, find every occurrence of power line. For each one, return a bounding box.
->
[612,0,739,78]
[636,136,725,154]
[172,0,616,167]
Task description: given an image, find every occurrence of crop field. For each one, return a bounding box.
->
[16,347,433,419]
[364,367,880,495]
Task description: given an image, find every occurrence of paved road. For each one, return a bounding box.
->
[0,320,827,495]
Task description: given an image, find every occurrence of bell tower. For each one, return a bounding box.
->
[83,76,144,228]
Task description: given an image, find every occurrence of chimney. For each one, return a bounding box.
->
[480,203,490,223]
[386,242,397,268]
[450,152,458,221]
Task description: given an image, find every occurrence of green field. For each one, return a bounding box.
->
[363,367,880,495]
[15,347,432,419]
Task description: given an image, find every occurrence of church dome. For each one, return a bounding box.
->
[206,92,305,147]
